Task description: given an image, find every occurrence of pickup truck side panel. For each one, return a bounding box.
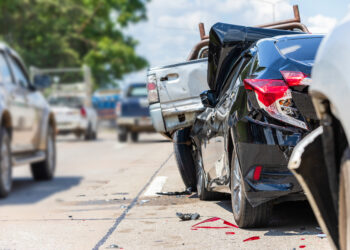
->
[149,58,208,133]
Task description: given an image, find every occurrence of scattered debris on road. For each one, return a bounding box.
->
[176,212,200,221]
[226,232,235,235]
[299,245,306,248]
[191,217,238,230]
[317,233,327,239]
[243,236,260,242]
[156,187,192,196]
[139,200,150,205]
[107,244,123,249]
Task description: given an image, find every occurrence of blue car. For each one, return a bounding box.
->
[116,83,154,142]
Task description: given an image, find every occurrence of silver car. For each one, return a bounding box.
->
[0,43,56,197]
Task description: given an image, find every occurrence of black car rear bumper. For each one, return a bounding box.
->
[234,117,305,207]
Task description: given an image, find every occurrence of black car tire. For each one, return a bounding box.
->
[173,128,196,190]
[339,147,350,250]
[31,126,56,181]
[118,130,128,142]
[196,161,222,200]
[131,132,139,142]
[0,128,12,198]
[84,124,93,141]
[230,149,271,228]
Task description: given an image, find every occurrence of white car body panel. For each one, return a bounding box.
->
[311,14,350,144]
[148,58,208,133]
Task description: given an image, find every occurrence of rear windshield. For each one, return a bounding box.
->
[127,85,147,97]
[276,37,323,62]
[49,96,84,108]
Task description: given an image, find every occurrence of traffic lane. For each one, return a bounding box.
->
[101,151,331,250]
[0,132,173,249]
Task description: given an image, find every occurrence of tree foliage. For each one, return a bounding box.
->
[0,0,149,87]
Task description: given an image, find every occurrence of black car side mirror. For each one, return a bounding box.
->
[33,75,52,90]
[200,90,217,108]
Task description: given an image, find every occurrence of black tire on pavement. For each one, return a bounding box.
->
[131,132,139,142]
[230,149,272,228]
[0,128,12,198]
[339,147,350,250]
[31,126,56,181]
[118,130,128,142]
[196,160,223,200]
[173,128,197,190]
[84,124,93,141]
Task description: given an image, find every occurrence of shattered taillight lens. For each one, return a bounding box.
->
[147,74,159,104]
[244,78,308,130]
[280,70,310,86]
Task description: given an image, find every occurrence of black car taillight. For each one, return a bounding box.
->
[147,74,159,104]
[244,71,310,130]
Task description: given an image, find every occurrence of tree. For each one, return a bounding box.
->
[0,0,149,87]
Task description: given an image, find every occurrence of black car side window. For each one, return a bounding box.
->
[0,52,13,85]
[7,56,30,89]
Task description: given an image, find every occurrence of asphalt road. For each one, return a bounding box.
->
[0,130,331,249]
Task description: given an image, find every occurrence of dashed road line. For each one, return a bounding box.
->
[143,176,168,196]
[92,153,173,250]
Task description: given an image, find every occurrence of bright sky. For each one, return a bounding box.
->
[122,0,350,85]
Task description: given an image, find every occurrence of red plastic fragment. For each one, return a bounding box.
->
[226,232,235,235]
[301,238,305,240]
[191,217,239,232]
[299,245,306,248]
[243,236,260,242]
[223,220,239,228]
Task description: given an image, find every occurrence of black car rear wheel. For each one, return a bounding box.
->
[173,128,196,190]
[339,147,350,250]
[0,128,12,198]
[231,149,271,228]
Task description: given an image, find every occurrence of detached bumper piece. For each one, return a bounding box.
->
[288,126,339,249]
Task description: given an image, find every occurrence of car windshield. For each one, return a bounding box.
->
[276,37,323,62]
[127,85,147,97]
[49,96,84,108]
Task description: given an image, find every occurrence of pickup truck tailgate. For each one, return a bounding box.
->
[149,58,208,133]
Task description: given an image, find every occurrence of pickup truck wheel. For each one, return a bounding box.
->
[118,131,128,142]
[0,128,12,198]
[31,126,56,181]
[231,150,271,228]
[173,128,196,190]
[131,132,139,142]
[339,147,350,250]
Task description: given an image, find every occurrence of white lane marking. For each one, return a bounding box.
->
[143,176,168,196]
[114,143,126,150]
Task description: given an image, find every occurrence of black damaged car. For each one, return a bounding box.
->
[187,23,323,227]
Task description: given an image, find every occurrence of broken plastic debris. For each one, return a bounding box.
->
[139,200,150,205]
[243,236,260,242]
[226,232,235,235]
[120,205,127,209]
[317,233,326,239]
[176,212,200,221]
[299,245,306,248]
[157,187,192,196]
[191,217,238,230]
[107,244,120,249]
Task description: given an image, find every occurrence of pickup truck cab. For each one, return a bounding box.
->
[116,83,154,142]
[0,43,57,197]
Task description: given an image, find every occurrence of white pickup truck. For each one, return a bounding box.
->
[147,24,210,189]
